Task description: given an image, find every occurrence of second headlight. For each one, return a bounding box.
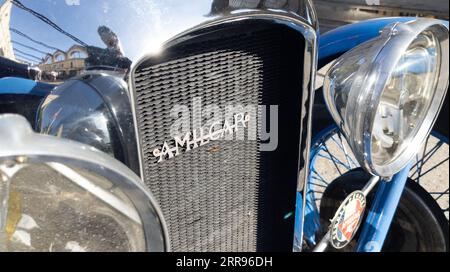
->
[324,19,449,178]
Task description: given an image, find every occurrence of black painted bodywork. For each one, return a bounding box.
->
[36,74,140,175]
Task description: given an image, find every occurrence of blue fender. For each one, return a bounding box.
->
[0,77,54,97]
[318,17,416,66]
[0,77,55,130]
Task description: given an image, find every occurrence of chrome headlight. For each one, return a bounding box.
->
[0,115,169,252]
[324,19,449,177]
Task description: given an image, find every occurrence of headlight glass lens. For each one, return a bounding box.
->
[1,164,146,252]
[371,31,440,166]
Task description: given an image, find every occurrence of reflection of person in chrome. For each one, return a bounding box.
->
[85,26,131,72]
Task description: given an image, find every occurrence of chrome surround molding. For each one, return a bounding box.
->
[128,10,318,252]
[128,12,319,251]
[323,19,449,177]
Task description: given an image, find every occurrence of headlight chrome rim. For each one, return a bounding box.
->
[0,114,170,252]
[324,19,449,178]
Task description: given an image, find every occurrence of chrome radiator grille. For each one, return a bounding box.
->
[133,22,305,251]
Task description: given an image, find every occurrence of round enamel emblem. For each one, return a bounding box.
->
[330,190,366,249]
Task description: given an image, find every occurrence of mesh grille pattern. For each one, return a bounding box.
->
[133,23,304,251]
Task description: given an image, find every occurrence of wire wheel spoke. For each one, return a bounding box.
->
[410,138,444,179]
[429,188,449,202]
[414,157,449,180]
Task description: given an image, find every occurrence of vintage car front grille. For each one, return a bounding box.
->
[133,21,306,251]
